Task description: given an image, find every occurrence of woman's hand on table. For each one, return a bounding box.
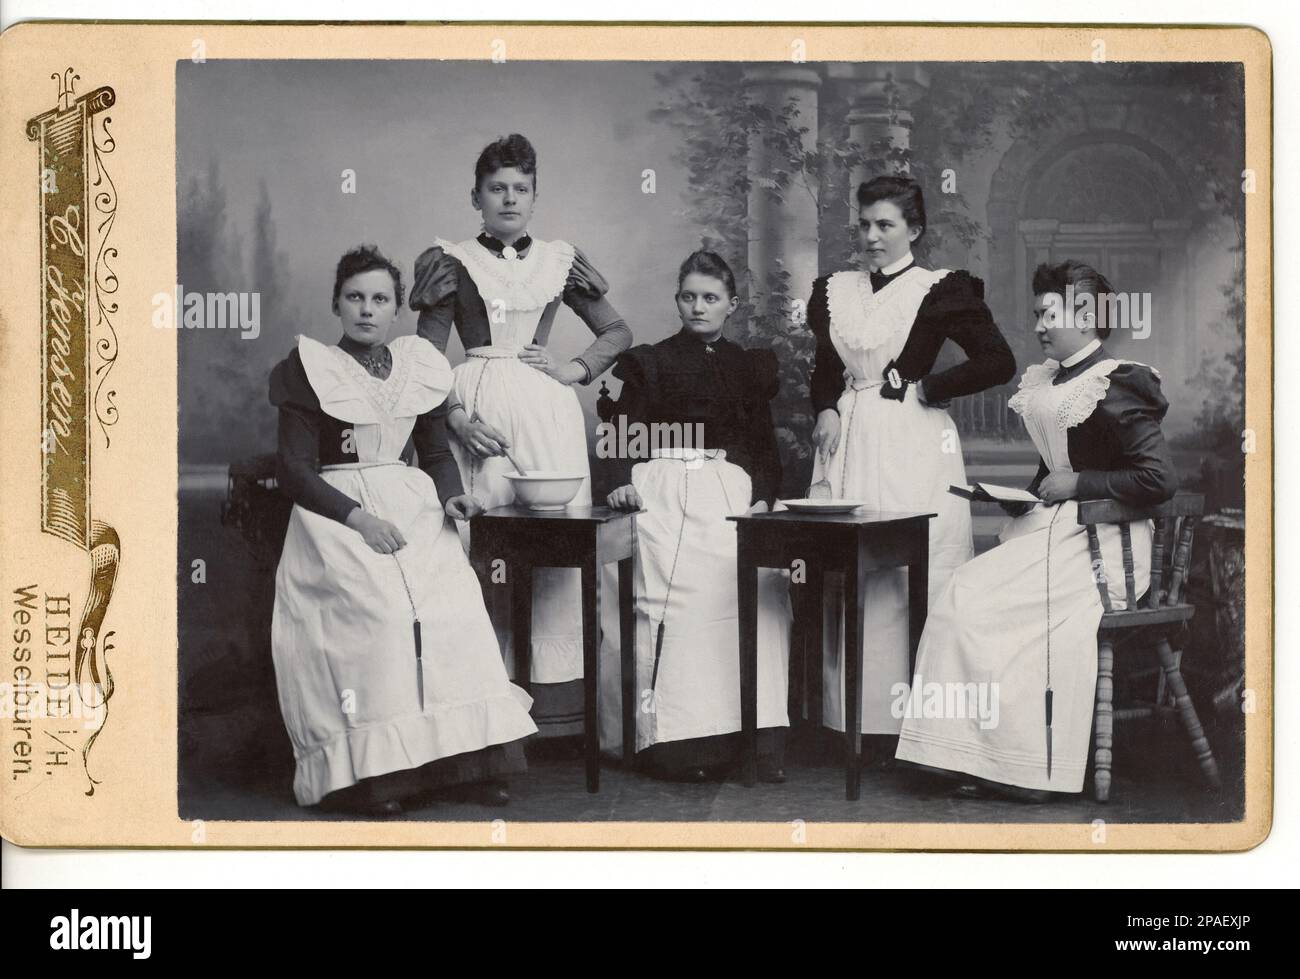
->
[607,484,643,511]
[747,500,770,515]
[449,409,510,459]
[811,408,841,458]
[518,344,586,385]
[346,508,407,554]
[444,494,483,521]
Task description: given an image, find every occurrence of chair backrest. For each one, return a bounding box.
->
[1076,493,1205,613]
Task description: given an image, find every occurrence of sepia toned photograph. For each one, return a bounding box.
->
[174,55,1252,829]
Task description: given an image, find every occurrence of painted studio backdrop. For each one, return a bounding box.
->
[176,60,1247,821]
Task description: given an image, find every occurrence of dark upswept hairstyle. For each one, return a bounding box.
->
[856,174,927,242]
[677,249,737,299]
[1032,260,1116,338]
[474,133,538,191]
[331,244,404,311]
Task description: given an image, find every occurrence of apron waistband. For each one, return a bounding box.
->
[649,447,727,463]
[465,345,525,360]
[846,375,886,392]
[320,461,407,472]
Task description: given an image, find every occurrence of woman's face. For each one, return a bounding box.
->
[472,166,535,242]
[858,199,920,270]
[1033,290,1095,362]
[335,269,399,347]
[676,272,737,339]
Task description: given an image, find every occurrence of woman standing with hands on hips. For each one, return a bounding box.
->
[409,134,632,744]
[804,175,1016,757]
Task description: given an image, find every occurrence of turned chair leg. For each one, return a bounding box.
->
[1155,636,1222,790]
[1093,638,1115,803]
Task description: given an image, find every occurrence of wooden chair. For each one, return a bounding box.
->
[1078,493,1222,802]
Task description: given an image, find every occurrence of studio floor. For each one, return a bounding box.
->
[178,476,1246,831]
[181,723,1245,827]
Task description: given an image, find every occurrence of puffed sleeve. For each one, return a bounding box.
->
[1075,364,1179,506]
[807,275,846,414]
[268,349,362,524]
[409,245,459,353]
[608,344,658,487]
[746,347,784,507]
[562,246,633,385]
[910,271,1016,404]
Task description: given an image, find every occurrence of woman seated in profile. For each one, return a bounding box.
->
[895,260,1178,802]
[598,250,791,784]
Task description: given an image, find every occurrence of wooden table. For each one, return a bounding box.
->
[728,508,936,801]
[469,505,638,793]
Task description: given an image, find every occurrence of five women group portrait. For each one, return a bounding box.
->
[266,132,1179,815]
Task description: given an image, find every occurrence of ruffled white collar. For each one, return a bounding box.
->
[296,334,453,423]
[439,236,575,312]
[825,266,952,353]
[1008,356,1160,431]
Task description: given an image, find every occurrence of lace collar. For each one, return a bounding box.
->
[297,334,451,423]
[825,266,952,353]
[1008,357,1160,431]
[440,235,575,312]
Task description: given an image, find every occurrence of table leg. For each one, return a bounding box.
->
[787,575,804,732]
[618,556,636,768]
[907,529,929,682]
[737,544,759,788]
[845,552,863,802]
[807,564,825,741]
[511,564,533,695]
[582,559,600,793]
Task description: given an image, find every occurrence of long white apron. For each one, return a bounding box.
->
[894,359,1153,792]
[809,268,974,733]
[597,451,791,754]
[440,237,592,685]
[271,335,537,806]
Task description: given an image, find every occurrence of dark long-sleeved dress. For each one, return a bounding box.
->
[268,334,536,807]
[895,345,1178,792]
[595,329,791,774]
[409,235,632,740]
[803,261,1017,735]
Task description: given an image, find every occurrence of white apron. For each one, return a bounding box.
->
[597,451,791,753]
[894,359,1153,792]
[440,237,592,685]
[809,267,974,733]
[271,335,536,806]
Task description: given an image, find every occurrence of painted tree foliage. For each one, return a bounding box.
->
[652,62,1246,501]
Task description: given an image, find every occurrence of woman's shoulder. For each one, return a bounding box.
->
[268,344,320,411]
[612,341,661,384]
[922,268,986,304]
[742,344,780,401]
[1099,360,1168,414]
[409,239,465,311]
[554,240,609,299]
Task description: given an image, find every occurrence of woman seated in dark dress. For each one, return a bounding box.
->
[597,250,792,783]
